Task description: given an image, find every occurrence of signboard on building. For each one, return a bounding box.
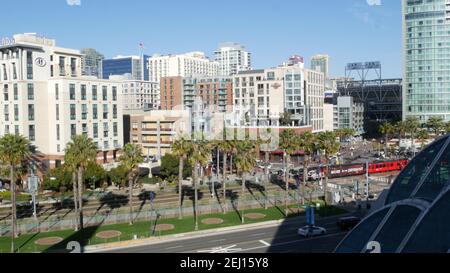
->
[0,37,16,47]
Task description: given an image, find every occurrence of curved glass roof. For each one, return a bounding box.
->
[335,135,450,253]
[386,136,449,204]
[401,189,450,253]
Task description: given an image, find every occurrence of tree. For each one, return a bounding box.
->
[426,116,445,137]
[279,129,299,216]
[297,132,316,204]
[65,135,98,230]
[404,117,421,156]
[0,134,31,253]
[84,162,106,190]
[317,131,340,206]
[172,137,191,220]
[416,129,430,149]
[108,165,128,188]
[63,154,79,231]
[280,111,293,126]
[186,140,211,231]
[119,143,144,225]
[215,131,234,214]
[235,140,257,224]
[379,122,394,157]
[446,121,450,134]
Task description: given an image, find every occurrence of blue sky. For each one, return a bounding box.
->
[1,0,402,78]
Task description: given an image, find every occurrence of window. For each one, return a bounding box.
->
[28,125,35,141]
[82,123,88,135]
[14,125,19,135]
[55,84,59,100]
[102,86,107,100]
[27,51,33,79]
[103,122,109,137]
[81,85,87,100]
[59,56,66,76]
[113,104,117,119]
[70,104,76,120]
[3,84,8,101]
[56,104,59,121]
[93,123,98,138]
[13,84,18,100]
[28,104,34,121]
[14,104,19,121]
[56,124,60,141]
[70,84,76,100]
[113,122,118,137]
[112,86,117,101]
[81,104,88,120]
[70,124,76,137]
[27,83,34,100]
[93,104,98,119]
[103,104,108,119]
[4,105,9,121]
[92,85,97,100]
[70,58,77,76]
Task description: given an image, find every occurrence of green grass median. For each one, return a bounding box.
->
[0,203,348,253]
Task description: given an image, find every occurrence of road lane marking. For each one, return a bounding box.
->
[250,233,266,237]
[259,240,271,246]
[165,245,184,250]
[229,232,348,253]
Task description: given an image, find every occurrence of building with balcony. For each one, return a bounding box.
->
[214,42,251,76]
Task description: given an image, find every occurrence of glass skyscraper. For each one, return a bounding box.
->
[403,0,450,122]
[102,55,150,81]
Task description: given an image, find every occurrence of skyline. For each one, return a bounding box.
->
[2,0,401,78]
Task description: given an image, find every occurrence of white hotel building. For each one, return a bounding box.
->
[148,51,219,83]
[232,61,325,132]
[0,33,123,170]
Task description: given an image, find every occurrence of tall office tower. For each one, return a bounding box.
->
[214,43,251,76]
[311,54,329,79]
[81,48,104,78]
[0,33,124,169]
[102,55,150,81]
[403,0,450,122]
[148,52,219,83]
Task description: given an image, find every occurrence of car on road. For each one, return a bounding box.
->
[297,225,327,237]
[337,216,361,231]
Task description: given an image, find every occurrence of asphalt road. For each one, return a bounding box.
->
[99,214,348,254]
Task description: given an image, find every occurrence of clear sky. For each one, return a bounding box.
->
[1,0,402,78]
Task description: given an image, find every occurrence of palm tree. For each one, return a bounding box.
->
[172,137,190,219]
[404,117,421,156]
[297,132,316,204]
[63,155,79,231]
[379,122,394,158]
[416,129,429,149]
[426,116,445,137]
[235,140,257,224]
[216,132,233,214]
[317,131,340,206]
[0,134,31,253]
[187,140,211,231]
[279,129,298,216]
[119,143,144,225]
[65,135,97,230]
[396,120,407,144]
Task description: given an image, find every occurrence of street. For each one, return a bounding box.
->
[97,214,348,253]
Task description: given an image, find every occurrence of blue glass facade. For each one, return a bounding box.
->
[102,55,149,81]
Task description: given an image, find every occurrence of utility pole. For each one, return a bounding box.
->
[366,161,370,210]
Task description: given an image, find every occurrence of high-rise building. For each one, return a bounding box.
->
[0,33,123,170]
[214,43,251,76]
[149,52,219,83]
[81,48,104,78]
[311,54,329,79]
[102,55,150,81]
[111,74,160,114]
[333,96,365,136]
[160,76,233,113]
[403,0,450,122]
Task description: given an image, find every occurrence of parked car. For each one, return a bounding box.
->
[297,225,327,237]
[337,216,361,231]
